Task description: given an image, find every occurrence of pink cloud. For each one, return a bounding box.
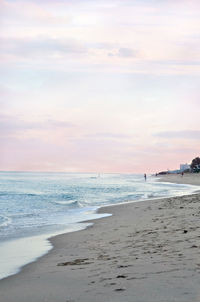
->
[0,0,70,25]
[1,0,200,173]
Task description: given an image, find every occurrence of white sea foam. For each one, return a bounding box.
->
[54,200,81,206]
[0,216,12,228]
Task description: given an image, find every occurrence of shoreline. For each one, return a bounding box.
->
[0,211,111,281]
[0,174,200,301]
[0,178,198,282]
[1,175,198,282]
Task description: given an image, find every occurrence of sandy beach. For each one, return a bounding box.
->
[158,173,200,186]
[0,174,200,302]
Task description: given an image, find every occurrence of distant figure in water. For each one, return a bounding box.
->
[144,173,147,181]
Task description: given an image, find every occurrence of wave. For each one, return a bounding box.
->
[9,212,38,218]
[0,216,12,228]
[145,193,157,199]
[0,192,38,197]
[108,193,144,204]
[59,193,77,200]
[54,200,82,207]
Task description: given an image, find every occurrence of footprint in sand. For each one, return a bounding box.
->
[57,258,92,266]
[116,275,127,278]
[115,288,126,292]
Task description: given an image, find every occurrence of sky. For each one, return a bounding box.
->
[0,0,200,173]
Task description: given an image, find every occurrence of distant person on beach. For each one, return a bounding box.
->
[144,173,147,181]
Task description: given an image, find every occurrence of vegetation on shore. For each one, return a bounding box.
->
[191,157,200,173]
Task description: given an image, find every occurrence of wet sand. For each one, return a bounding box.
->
[0,174,200,302]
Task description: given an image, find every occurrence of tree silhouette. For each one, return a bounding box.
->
[191,157,200,171]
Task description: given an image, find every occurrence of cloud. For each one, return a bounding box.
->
[108,48,138,58]
[0,0,71,25]
[153,59,200,66]
[1,37,139,62]
[154,130,200,140]
[118,48,138,58]
[0,114,74,137]
[0,37,87,58]
[85,132,131,139]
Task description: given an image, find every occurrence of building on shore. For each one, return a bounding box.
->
[180,163,190,172]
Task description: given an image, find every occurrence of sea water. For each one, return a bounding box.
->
[0,171,198,280]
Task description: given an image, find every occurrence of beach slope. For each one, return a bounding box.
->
[0,175,200,302]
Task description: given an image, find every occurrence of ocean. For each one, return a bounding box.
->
[0,171,198,280]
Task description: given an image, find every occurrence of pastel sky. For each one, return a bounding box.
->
[0,0,200,173]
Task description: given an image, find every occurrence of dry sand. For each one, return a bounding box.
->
[158,173,200,186]
[0,174,200,302]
